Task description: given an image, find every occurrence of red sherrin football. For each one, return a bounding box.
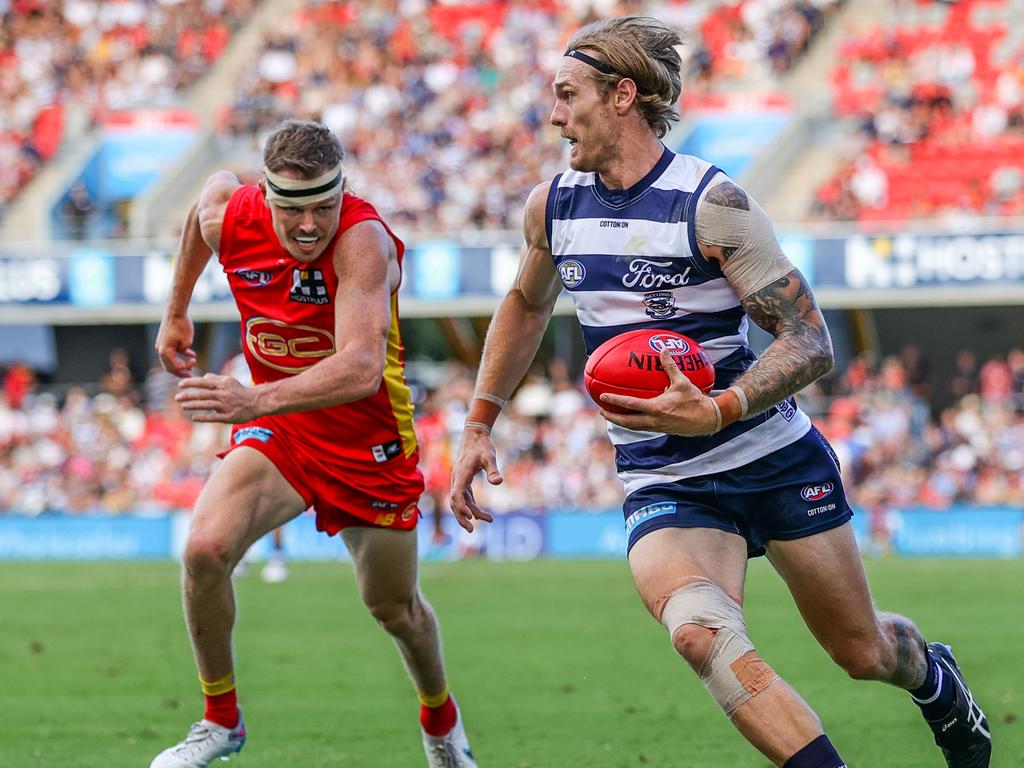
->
[584,329,716,414]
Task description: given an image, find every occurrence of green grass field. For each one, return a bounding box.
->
[0,558,1021,767]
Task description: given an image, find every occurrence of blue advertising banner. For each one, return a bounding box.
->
[175,510,547,564]
[546,509,625,558]
[0,516,171,560]
[0,256,67,304]
[678,111,791,179]
[890,508,1023,558]
[2,228,1024,315]
[2,508,1021,561]
[412,512,546,562]
[95,130,197,201]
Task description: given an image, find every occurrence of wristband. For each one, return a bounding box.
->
[727,385,749,419]
[467,394,505,430]
[708,397,722,435]
[464,420,492,435]
[476,393,507,408]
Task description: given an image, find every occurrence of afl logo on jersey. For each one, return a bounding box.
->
[245,317,335,374]
[648,334,690,354]
[234,269,272,287]
[801,483,834,502]
[558,259,586,289]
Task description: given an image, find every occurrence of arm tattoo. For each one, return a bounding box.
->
[705,181,749,211]
[736,269,833,415]
[885,614,928,689]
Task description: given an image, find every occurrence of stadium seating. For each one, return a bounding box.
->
[0,0,257,215]
[222,0,842,233]
[815,0,1024,223]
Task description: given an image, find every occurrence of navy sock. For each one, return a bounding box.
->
[911,648,956,720]
[783,735,847,768]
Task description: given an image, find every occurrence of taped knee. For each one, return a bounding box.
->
[660,580,779,717]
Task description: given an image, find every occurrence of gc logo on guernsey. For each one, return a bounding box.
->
[244,317,335,374]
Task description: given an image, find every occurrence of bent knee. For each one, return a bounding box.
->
[661,580,778,717]
[367,596,422,637]
[183,535,236,580]
[671,623,717,672]
[831,642,887,681]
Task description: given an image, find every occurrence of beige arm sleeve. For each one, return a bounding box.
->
[694,179,795,299]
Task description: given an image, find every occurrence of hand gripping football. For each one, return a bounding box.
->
[584,329,715,414]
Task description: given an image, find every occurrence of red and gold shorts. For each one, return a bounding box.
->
[219,415,424,535]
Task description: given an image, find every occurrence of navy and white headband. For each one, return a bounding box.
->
[264,164,344,206]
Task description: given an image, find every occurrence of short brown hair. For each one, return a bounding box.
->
[565,17,683,138]
[262,119,345,178]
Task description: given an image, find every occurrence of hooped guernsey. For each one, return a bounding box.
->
[546,147,856,558]
[546,147,813,495]
[217,186,424,534]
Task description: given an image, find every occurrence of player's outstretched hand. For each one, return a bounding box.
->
[601,349,720,436]
[175,373,258,424]
[449,427,501,532]
[155,314,197,378]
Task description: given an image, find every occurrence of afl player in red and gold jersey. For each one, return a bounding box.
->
[151,120,477,768]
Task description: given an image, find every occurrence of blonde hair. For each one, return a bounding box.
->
[263,119,345,178]
[565,17,683,138]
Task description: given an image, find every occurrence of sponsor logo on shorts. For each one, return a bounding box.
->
[806,502,837,517]
[233,269,272,287]
[801,482,835,502]
[648,334,689,354]
[776,398,797,421]
[558,259,586,288]
[372,506,415,527]
[624,501,677,536]
[371,439,403,464]
[369,500,400,510]
[233,426,273,444]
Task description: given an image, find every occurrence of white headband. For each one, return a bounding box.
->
[264,163,344,206]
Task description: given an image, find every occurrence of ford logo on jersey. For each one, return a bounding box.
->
[648,334,690,354]
[801,483,835,502]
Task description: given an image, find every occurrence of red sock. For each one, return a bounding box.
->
[420,693,457,737]
[204,689,239,729]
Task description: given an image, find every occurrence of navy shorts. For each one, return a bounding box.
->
[623,426,853,557]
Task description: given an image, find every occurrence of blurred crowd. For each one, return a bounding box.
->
[814,0,1024,223]
[224,0,840,233]
[808,347,1024,512]
[1,0,842,230]
[1,345,1022,519]
[0,0,256,213]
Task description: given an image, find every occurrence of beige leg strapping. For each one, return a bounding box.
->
[660,579,779,717]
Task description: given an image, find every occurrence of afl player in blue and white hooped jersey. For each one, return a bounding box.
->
[451,16,991,768]
[547,150,814,522]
